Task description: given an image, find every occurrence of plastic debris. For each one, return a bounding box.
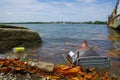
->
[13,47,25,53]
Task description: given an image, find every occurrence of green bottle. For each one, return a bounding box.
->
[21,53,28,62]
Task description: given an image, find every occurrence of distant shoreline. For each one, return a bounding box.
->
[0,21,107,24]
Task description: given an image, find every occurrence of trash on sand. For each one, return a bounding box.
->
[7,47,28,62]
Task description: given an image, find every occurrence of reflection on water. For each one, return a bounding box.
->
[108,28,120,51]
[108,28,120,40]
[108,28,120,77]
[9,24,112,63]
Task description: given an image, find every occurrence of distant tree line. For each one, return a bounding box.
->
[0,21,107,24]
[83,21,107,24]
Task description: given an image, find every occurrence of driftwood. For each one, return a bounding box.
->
[27,61,54,72]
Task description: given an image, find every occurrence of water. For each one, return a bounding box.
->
[8,24,115,64]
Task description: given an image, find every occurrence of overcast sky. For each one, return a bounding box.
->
[0,0,116,22]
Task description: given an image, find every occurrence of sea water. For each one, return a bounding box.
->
[9,24,120,64]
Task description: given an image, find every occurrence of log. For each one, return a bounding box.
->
[27,61,54,72]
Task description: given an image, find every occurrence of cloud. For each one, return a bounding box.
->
[77,0,96,3]
[0,0,115,22]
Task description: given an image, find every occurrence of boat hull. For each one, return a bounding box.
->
[108,14,120,29]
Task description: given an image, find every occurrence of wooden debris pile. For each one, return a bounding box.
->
[0,59,113,80]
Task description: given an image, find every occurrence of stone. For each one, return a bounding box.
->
[0,24,42,53]
[7,53,20,60]
[36,61,54,72]
[25,73,31,79]
[27,61,54,72]
[0,54,6,59]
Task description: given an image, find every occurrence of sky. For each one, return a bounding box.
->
[0,0,116,22]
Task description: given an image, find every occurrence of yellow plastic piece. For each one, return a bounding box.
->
[13,47,25,53]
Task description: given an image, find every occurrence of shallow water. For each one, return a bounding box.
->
[7,24,120,64]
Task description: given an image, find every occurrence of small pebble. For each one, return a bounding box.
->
[26,73,31,79]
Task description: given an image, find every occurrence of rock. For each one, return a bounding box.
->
[0,54,6,59]
[0,24,42,52]
[25,73,32,80]
[27,61,55,72]
[7,53,20,60]
[0,72,17,80]
[36,61,54,72]
[0,24,28,29]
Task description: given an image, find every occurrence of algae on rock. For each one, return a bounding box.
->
[0,25,42,52]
